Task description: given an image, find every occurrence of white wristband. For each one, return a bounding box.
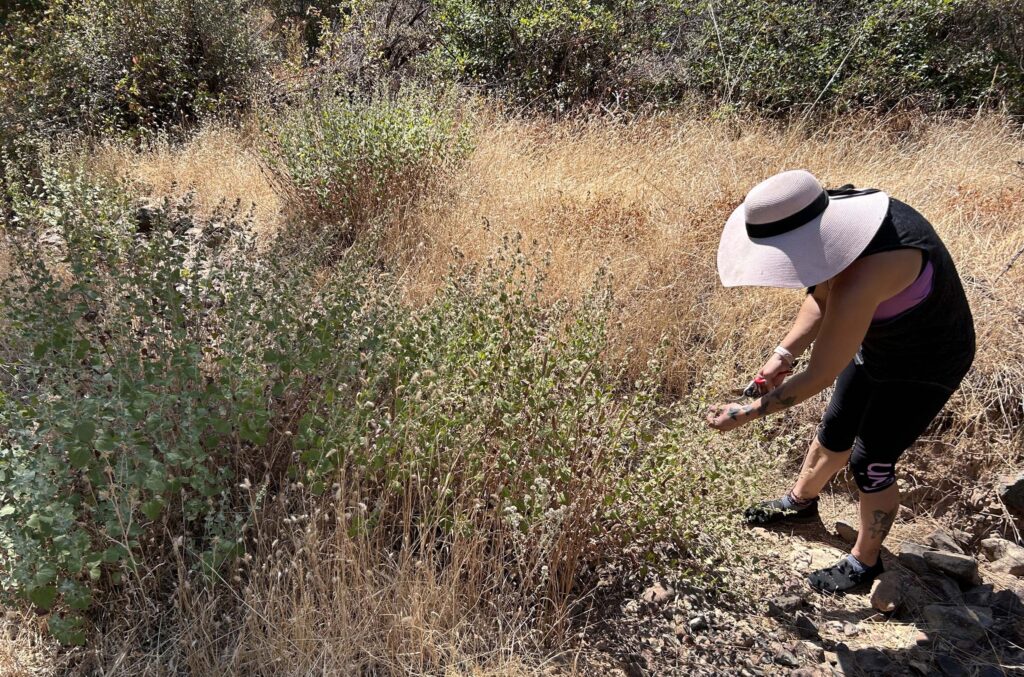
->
[773,345,796,367]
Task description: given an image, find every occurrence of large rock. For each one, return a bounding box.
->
[834,520,858,544]
[999,473,1024,514]
[922,605,993,644]
[926,529,965,555]
[870,571,904,613]
[898,541,932,575]
[980,537,1024,576]
[922,550,982,586]
[921,574,964,605]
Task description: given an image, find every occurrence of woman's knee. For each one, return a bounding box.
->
[849,441,898,493]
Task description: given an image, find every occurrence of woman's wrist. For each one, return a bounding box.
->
[774,345,796,369]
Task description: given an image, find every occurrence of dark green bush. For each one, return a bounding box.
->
[425,0,1024,113]
[0,151,382,644]
[0,0,276,141]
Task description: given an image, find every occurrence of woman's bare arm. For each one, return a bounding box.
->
[709,249,921,428]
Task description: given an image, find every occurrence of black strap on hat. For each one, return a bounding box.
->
[746,190,829,239]
[746,185,882,239]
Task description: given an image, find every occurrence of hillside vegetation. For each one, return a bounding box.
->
[1,1,1023,675]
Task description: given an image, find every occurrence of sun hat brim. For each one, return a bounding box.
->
[717,191,891,288]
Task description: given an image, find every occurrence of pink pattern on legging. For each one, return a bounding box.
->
[873,260,934,321]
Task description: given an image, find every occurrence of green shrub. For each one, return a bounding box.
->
[0,150,381,644]
[265,86,471,232]
[0,0,276,140]
[431,0,624,107]
[1,149,778,645]
[424,0,1024,113]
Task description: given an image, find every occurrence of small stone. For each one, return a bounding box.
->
[842,622,860,637]
[898,542,933,575]
[854,648,893,673]
[921,573,965,605]
[980,537,1024,576]
[641,582,674,604]
[963,583,994,606]
[688,614,708,632]
[774,649,800,668]
[767,595,807,619]
[992,588,1024,617]
[794,612,819,639]
[834,520,858,544]
[922,605,993,643]
[923,550,981,586]
[870,571,903,613]
[926,529,965,554]
[935,654,969,677]
[908,659,931,675]
[998,473,1024,514]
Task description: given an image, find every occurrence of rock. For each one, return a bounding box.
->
[842,622,860,637]
[981,536,1017,560]
[935,654,969,677]
[641,582,674,604]
[854,648,893,674]
[921,573,965,605]
[794,612,819,639]
[998,473,1024,514]
[922,605,993,643]
[898,542,933,575]
[767,595,807,619]
[774,649,800,668]
[964,583,994,606]
[870,571,903,613]
[926,529,965,555]
[908,659,931,675]
[923,550,982,586]
[992,588,1024,617]
[980,537,1024,576]
[688,614,708,632]
[834,520,858,544]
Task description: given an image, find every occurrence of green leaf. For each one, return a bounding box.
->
[29,585,57,610]
[74,421,96,444]
[141,499,163,521]
[68,446,91,469]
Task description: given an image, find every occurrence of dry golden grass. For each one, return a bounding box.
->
[398,112,1024,434]
[91,124,285,240]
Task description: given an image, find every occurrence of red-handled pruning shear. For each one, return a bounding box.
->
[742,376,768,398]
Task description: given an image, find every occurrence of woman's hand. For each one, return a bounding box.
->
[757,352,793,391]
[706,403,751,432]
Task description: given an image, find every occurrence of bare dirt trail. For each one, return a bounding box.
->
[579,490,1024,676]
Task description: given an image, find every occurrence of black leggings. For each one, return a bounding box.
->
[817,359,962,494]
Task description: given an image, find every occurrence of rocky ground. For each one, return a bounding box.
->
[578,475,1024,676]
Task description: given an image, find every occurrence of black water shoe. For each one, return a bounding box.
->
[808,555,883,594]
[744,493,819,526]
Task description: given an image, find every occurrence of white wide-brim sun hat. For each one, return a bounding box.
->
[717,169,890,288]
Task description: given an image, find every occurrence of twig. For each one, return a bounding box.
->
[996,241,1024,281]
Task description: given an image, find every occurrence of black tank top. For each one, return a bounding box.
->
[812,198,975,388]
